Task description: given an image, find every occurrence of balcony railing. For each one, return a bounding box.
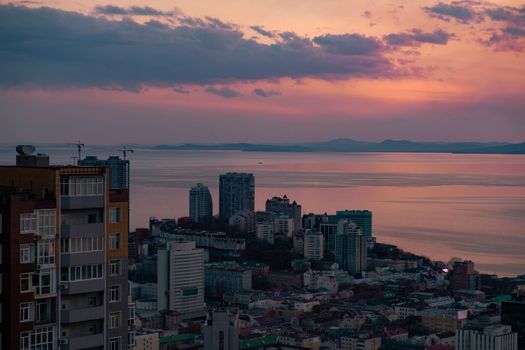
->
[61,305,104,323]
[61,196,104,210]
[60,223,104,238]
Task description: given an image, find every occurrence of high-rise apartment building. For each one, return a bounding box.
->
[266,195,302,233]
[320,223,337,255]
[456,323,518,350]
[450,261,481,292]
[219,173,254,220]
[303,230,324,260]
[0,147,130,350]
[157,241,204,319]
[335,210,373,238]
[335,219,367,276]
[189,183,213,223]
[79,156,130,190]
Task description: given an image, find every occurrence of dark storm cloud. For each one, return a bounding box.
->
[0,5,395,91]
[313,34,384,55]
[384,29,454,46]
[205,86,241,98]
[503,26,525,36]
[250,25,275,38]
[94,4,172,16]
[253,88,281,97]
[424,2,476,22]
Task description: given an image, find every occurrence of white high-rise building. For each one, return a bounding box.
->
[335,219,367,276]
[189,183,213,223]
[304,230,324,260]
[157,241,205,318]
[456,324,518,350]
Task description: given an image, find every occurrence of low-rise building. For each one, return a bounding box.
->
[421,308,468,333]
[340,332,382,350]
[135,331,160,350]
[456,323,518,350]
[205,261,252,298]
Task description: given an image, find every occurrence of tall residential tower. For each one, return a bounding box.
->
[219,173,254,220]
[0,147,131,350]
[189,183,213,223]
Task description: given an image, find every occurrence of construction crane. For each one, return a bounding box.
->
[118,146,134,160]
[66,141,85,164]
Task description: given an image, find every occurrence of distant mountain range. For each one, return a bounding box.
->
[154,139,525,154]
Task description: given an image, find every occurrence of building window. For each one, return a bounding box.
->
[20,273,32,293]
[37,209,55,236]
[110,259,121,276]
[61,237,103,254]
[109,208,121,224]
[109,312,121,329]
[20,331,32,350]
[60,176,104,197]
[32,326,54,350]
[20,244,33,263]
[109,233,121,250]
[110,285,121,302]
[34,268,56,296]
[109,337,121,350]
[20,302,34,322]
[20,213,37,233]
[36,240,55,265]
[61,264,103,282]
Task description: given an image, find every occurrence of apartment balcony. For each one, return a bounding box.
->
[61,333,104,350]
[61,251,104,266]
[60,279,104,295]
[61,305,104,323]
[61,195,104,210]
[60,223,104,238]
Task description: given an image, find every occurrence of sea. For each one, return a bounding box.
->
[1,146,524,277]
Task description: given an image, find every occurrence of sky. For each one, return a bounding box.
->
[0,0,524,144]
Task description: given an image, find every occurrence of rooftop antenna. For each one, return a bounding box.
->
[66,141,85,164]
[118,146,134,160]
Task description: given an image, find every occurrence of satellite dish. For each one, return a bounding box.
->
[16,145,35,155]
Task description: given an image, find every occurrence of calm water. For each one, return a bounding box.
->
[1,146,524,277]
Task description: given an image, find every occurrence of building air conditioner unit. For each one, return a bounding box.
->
[59,338,69,345]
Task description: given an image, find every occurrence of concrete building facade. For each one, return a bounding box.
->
[456,324,518,350]
[189,183,213,223]
[0,149,131,350]
[335,219,367,276]
[303,230,324,260]
[157,241,204,319]
[219,173,254,220]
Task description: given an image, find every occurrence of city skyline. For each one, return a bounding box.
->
[1,0,524,143]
